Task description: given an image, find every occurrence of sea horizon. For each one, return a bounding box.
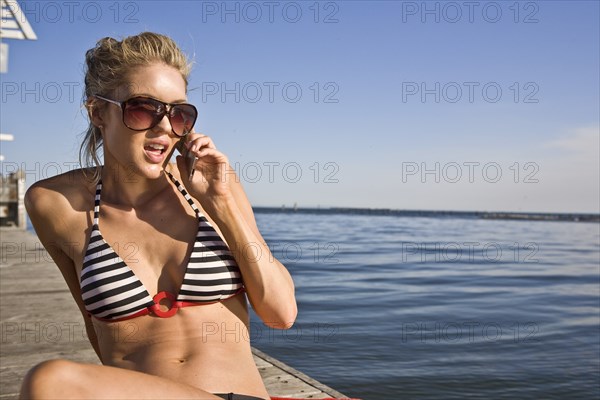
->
[252,205,600,223]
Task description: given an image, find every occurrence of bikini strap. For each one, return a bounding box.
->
[92,180,102,227]
[165,171,201,218]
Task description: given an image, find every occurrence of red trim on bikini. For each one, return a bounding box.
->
[88,287,246,323]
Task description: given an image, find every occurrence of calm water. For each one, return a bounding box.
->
[250,212,600,400]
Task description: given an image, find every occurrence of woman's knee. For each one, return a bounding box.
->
[20,359,86,399]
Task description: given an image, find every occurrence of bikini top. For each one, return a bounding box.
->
[79,172,244,322]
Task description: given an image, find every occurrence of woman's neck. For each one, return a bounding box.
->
[99,164,171,208]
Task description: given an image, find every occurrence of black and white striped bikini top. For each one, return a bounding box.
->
[80,172,244,322]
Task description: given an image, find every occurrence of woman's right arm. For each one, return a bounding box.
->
[24,179,103,361]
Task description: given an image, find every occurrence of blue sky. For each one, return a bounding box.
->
[1,0,599,213]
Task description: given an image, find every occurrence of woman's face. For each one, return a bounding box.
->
[99,63,189,181]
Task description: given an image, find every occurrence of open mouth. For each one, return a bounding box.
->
[143,143,170,163]
[144,143,167,155]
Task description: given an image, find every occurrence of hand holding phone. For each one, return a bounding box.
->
[176,139,198,180]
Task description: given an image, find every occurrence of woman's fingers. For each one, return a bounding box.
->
[183,134,227,165]
[185,133,216,152]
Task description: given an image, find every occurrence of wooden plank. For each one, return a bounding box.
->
[0,228,349,399]
[252,348,348,398]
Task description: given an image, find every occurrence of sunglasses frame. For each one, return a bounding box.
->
[94,94,197,137]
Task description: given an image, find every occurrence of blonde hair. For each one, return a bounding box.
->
[80,32,192,182]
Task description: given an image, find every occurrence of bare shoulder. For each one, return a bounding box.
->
[25,168,96,213]
[25,169,96,243]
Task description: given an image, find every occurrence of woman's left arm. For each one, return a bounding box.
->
[176,134,297,329]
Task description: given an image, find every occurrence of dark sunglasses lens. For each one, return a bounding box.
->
[169,104,197,135]
[123,98,162,130]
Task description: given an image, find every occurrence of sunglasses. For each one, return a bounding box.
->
[94,95,197,137]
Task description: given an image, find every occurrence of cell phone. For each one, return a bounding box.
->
[176,139,198,180]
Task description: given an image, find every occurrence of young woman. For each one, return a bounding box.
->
[22,32,297,400]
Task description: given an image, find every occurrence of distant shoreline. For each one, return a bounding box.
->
[253,207,600,223]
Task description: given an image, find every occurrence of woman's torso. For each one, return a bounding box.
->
[49,168,268,397]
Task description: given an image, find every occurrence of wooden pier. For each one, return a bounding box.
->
[0,228,349,399]
[0,171,26,229]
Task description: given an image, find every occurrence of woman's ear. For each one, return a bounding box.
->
[86,98,105,128]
